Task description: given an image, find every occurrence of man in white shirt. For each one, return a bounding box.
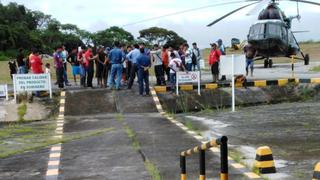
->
[184,43,193,71]
[61,45,71,86]
[151,44,165,85]
[168,52,186,93]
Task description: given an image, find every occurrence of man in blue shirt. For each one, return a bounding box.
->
[126,44,140,89]
[108,41,124,90]
[136,48,151,96]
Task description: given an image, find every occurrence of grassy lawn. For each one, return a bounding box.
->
[0,58,76,85]
[0,121,114,158]
[0,43,319,84]
[201,43,320,67]
[310,65,320,72]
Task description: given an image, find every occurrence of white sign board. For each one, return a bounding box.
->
[13,74,52,101]
[176,71,201,95]
[220,55,246,75]
[0,84,8,100]
[177,71,200,83]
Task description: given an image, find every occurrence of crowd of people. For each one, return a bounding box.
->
[8,39,256,96]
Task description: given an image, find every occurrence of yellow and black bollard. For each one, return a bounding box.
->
[313,162,320,180]
[254,146,276,174]
[199,150,206,180]
[180,154,187,180]
[219,136,228,180]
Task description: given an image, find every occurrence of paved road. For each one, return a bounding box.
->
[59,87,249,179]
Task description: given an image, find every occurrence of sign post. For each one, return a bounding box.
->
[231,55,235,112]
[176,71,201,96]
[13,74,52,102]
[220,55,246,112]
[0,84,8,100]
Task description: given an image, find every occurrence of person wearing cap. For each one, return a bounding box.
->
[208,43,222,83]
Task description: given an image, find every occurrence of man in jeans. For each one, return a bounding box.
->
[126,44,140,89]
[137,48,151,96]
[151,44,165,85]
[54,47,65,90]
[16,48,26,74]
[108,41,124,90]
[192,43,202,71]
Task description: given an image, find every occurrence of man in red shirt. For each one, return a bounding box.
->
[162,45,170,82]
[82,47,95,88]
[30,49,43,74]
[208,43,221,83]
[29,49,44,97]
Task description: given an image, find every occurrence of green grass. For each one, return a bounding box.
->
[0,58,76,84]
[0,122,114,159]
[125,125,140,150]
[310,65,320,72]
[17,103,27,122]
[121,118,162,180]
[145,160,162,180]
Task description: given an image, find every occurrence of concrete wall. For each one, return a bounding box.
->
[157,85,320,113]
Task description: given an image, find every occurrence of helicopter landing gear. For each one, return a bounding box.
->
[264,58,273,68]
[304,54,309,65]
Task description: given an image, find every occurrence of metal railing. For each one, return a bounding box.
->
[180,136,228,180]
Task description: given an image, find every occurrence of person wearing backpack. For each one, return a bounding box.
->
[192,42,201,71]
[151,44,165,85]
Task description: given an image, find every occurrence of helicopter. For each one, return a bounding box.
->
[207,0,320,68]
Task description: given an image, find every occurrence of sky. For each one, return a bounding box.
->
[2,0,320,48]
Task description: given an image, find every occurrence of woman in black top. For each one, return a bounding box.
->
[95,47,106,88]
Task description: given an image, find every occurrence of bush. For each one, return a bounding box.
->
[0,50,17,61]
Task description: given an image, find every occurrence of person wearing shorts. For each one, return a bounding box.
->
[67,47,81,85]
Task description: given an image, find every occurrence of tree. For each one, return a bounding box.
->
[139,27,186,48]
[93,26,134,47]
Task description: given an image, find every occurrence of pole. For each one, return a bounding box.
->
[198,71,201,96]
[291,56,295,78]
[176,72,179,95]
[220,136,228,180]
[231,55,235,112]
[48,74,52,99]
[180,155,187,180]
[199,150,206,180]
[13,74,17,103]
[5,84,8,100]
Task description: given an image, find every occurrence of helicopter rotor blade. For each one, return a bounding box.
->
[292,30,310,33]
[286,0,320,6]
[207,1,260,27]
[246,0,270,16]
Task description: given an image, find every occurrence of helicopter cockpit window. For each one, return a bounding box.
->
[249,23,265,39]
[267,23,281,37]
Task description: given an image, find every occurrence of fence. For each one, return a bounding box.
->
[180,136,228,180]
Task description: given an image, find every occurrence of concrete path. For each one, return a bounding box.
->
[58,87,250,179]
[0,148,50,180]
